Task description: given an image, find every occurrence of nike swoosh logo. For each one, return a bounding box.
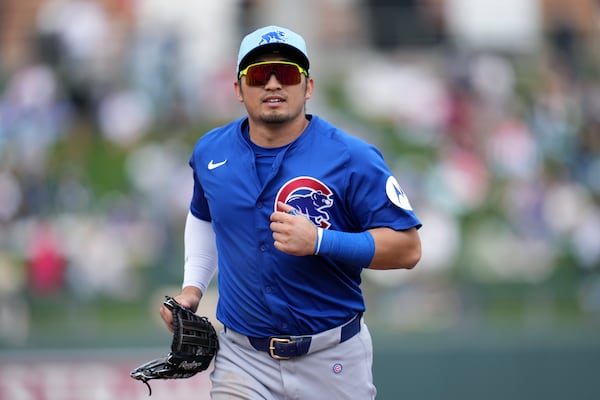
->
[208,159,227,170]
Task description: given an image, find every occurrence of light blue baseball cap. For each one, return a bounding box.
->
[237,25,309,75]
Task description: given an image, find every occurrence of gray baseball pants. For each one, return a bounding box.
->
[210,317,377,399]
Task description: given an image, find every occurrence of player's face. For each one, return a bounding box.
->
[235,54,314,126]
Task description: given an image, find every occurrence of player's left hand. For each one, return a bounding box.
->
[270,201,317,256]
[159,286,202,332]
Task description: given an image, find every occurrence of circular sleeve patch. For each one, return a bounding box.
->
[385,176,413,210]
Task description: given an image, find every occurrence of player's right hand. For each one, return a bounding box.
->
[270,201,318,256]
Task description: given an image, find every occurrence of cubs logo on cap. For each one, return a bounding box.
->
[237,25,310,74]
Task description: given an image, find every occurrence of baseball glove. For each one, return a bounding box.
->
[130,296,218,396]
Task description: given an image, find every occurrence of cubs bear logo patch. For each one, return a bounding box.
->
[275,176,333,228]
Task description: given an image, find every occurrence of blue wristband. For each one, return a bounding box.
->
[314,228,375,268]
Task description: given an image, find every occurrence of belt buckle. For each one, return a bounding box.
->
[269,337,292,360]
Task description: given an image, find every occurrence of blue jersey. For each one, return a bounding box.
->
[189,115,421,337]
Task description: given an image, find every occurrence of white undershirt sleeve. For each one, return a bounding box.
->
[182,211,218,294]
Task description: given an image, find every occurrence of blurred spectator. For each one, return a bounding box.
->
[97,89,152,147]
[26,222,65,296]
[0,61,68,176]
[0,254,29,345]
[35,0,112,119]
[0,172,22,222]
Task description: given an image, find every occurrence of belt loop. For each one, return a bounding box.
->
[340,312,361,343]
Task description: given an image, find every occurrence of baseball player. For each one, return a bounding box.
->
[159,25,422,399]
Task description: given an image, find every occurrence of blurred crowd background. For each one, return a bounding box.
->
[0,0,599,352]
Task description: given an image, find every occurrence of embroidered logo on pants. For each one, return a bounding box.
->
[332,363,343,375]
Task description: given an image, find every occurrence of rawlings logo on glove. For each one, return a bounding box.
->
[130,296,219,396]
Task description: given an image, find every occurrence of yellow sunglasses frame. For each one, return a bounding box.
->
[238,61,309,82]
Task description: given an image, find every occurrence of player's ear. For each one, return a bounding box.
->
[234,81,244,102]
[304,77,314,100]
